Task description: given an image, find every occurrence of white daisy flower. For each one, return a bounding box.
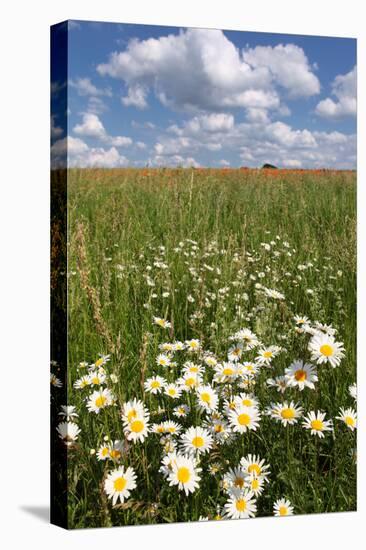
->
[144,375,166,394]
[104,466,137,505]
[173,404,190,418]
[164,383,182,399]
[73,375,91,389]
[240,454,271,482]
[223,467,248,492]
[266,375,289,394]
[269,401,303,426]
[224,489,257,519]
[308,333,345,368]
[56,421,80,445]
[167,454,201,495]
[234,393,259,409]
[256,346,282,366]
[153,317,171,329]
[229,328,260,350]
[177,371,202,391]
[214,362,238,383]
[228,343,244,362]
[302,410,333,438]
[285,360,318,391]
[273,498,294,516]
[348,383,357,401]
[123,414,150,443]
[185,339,201,352]
[247,473,265,496]
[51,373,62,387]
[336,407,357,431]
[163,421,182,436]
[86,388,115,414]
[88,370,107,386]
[92,354,111,369]
[196,385,219,412]
[228,406,261,433]
[180,426,213,456]
[121,398,148,424]
[156,353,172,368]
[58,405,78,421]
[97,442,111,461]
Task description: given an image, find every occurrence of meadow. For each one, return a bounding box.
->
[52,167,356,528]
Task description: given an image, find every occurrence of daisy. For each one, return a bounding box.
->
[266,375,289,394]
[173,404,190,418]
[182,361,205,376]
[241,362,260,377]
[302,410,333,438]
[308,333,345,368]
[177,372,201,391]
[349,383,357,401]
[121,398,148,423]
[240,454,270,482]
[164,383,182,399]
[247,473,265,497]
[153,317,171,329]
[224,489,257,519]
[228,406,261,433]
[256,346,281,366]
[92,354,110,369]
[56,422,80,445]
[173,341,185,351]
[294,315,310,326]
[159,451,179,478]
[50,373,62,387]
[185,339,201,352]
[230,328,260,350]
[214,362,238,383]
[264,287,285,300]
[204,354,218,367]
[228,343,244,362]
[206,417,231,442]
[144,375,166,394]
[269,401,303,426]
[58,405,78,421]
[155,353,172,368]
[124,414,150,443]
[150,423,166,435]
[273,498,294,517]
[336,407,357,431]
[159,342,175,352]
[180,426,213,456]
[88,370,107,386]
[104,466,137,505]
[97,442,111,461]
[73,375,91,389]
[223,467,248,492]
[163,421,182,436]
[285,360,318,391]
[196,385,219,412]
[234,393,259,409]
[167,454,201,495]
[86,388,114,414]
[108,440,126,461]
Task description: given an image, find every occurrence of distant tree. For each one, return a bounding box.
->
[262,163,278,169]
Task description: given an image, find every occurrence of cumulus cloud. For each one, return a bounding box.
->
[51,136,128,168]
[97,29,319,114]
[69,77,112,97]
[315,66,357,118]
[72,113,132,146]
[242,44,320,97]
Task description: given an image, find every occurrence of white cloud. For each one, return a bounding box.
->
[97,30,319,113]
[315,66,356,118]
[69,77,112,97]
[121,85,148,109]
[242,44,320,97]
[51,136,129,168]
[153,154,200,168]
[219,159,230,166]
[51,115,63,139]
[72,113,132,146]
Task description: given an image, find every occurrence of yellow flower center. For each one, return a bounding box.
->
[95,395,106,408]
[190,342,198,349]
[311,419,323,431]
[223,368,234,375]
[251,479,259,490]
[110,449,121,460]
[168,389,176,396]
[246,365,254,372]
[130,420,144,433]
[189,366,199,373]
[242,399,252,406]
[127,409,137,422]
[192,436,204,448]
[113,476,127,492]
[345,416,355,427]
[263,351,273,358]
[279,506,288,516]
[151,380,160,389]
[320,344,333,357]
[248,464,261,475]
[295,370,307,381]
[95,358,104,367]
[185,377,195,387]
[157,426,165,433]
[281,408,295,420]
[201,392,211,403]
[236,499,247,512]
[215,424,223,433]
[91,377,100,384]
[177,467,191,483]
[101,447,109,457]
[238,413,251,426]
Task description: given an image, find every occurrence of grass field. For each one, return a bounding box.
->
[53,167,356,528]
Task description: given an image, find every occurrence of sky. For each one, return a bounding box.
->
[51,20,357,169]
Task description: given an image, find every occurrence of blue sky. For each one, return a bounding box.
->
[51,20,356,168]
